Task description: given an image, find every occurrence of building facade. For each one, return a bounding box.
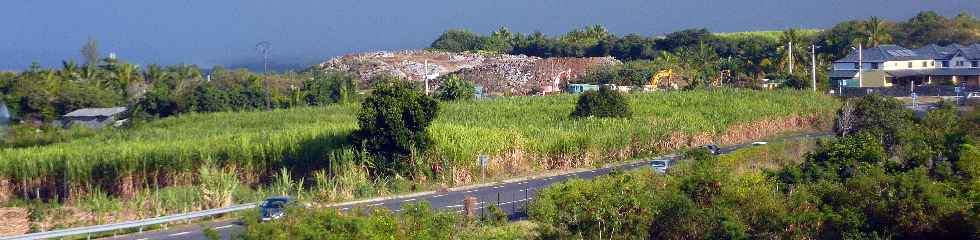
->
[830,44,980,89]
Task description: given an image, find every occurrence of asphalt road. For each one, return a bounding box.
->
[103,132,829,240]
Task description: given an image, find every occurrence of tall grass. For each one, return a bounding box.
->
[0,89,838,201]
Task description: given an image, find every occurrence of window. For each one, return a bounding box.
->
[942,61,950,68]
[973,61,978,68]
[958,61,965,67]
[908,62,913,68]
[871,63,879,69]
[921,61,927,67]
[854,63,860,69]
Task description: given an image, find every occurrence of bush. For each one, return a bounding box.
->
[241,202,464,240]
[354,80,439,176]
[570,86,631,118]
[437,75,476,101]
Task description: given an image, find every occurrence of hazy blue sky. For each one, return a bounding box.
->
[1,0,977,71]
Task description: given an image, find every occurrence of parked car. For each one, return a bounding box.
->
[752,141,768,146]
[260,196,293,221]
[651,160,670,174]
[701,144,721,155]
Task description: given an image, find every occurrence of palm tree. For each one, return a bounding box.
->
[777,28,810,75]
[59,61,81,81]
[861,16,893,48]
[143,64,169,84]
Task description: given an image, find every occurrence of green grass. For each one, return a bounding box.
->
[0,89,838,200]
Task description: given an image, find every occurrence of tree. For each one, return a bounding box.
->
[571,86,631,118]
[847,94,916,153]
[436,74,475,101]
[860,16,894,47]
[657,28,718,52]
[430,29,485,52]
[776,28,811,75]
[354,80,439,176]
[303,71,356,105]
[80,38,99,66]
[482,27,514,53]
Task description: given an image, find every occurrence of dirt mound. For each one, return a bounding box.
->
[316,50,619,95]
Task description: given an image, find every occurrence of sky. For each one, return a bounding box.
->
[1,0,977,71]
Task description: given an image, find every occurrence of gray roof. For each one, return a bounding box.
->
[835,44,932,63]
[914,43,980,60]
[915,44,957,59]
[64,107,127,117]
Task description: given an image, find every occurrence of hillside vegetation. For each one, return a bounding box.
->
[0,89,836,204]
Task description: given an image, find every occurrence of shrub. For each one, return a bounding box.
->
[570,86,631,118]
[437,75,476,101]
[354,80,439,176]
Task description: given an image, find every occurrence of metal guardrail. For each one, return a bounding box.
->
[1,202,259,240]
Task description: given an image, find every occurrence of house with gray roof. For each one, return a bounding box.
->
[61,107,128,129]
[830,44,980,89]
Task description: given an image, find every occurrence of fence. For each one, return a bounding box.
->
[838,85,979,97]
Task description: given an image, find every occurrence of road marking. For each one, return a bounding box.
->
[465,190,476,193]
[367,202,384,207]
[170,231,190,236]
[136,238,148,240]
[341,207,349,211]
[444,204,464,208]
[431,194,447,198]
[402,198,416,202]
[215,225,234,230]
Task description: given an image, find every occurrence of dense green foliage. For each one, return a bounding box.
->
[0,89,835,203]
[240,202,537,240]
[530,95,979,239]
[354,80,440,176]
[303,71,357,105]
[0,57,354,149]
[570,86,631,118]
[436,75,476,101]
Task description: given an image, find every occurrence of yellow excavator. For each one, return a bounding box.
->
[644,69,673,91]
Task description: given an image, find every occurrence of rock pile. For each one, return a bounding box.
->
[316,50,620,95]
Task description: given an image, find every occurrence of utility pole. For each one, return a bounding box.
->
[256,41,272,110]
[811,44,817,92]
[788,41,794,75]
[424,60,430,95]
[858,43,863,87]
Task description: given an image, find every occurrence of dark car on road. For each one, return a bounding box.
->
[701,144,721,155]
[260,196,293,221]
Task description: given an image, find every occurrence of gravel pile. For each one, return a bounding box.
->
[317,50,620,95]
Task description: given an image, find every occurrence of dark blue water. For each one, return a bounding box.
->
[1,0,976,71]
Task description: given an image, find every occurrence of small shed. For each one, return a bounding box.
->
[62,107,128,129]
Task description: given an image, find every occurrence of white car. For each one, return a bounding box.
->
[651,160,670,174]
[752,141,768,146]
